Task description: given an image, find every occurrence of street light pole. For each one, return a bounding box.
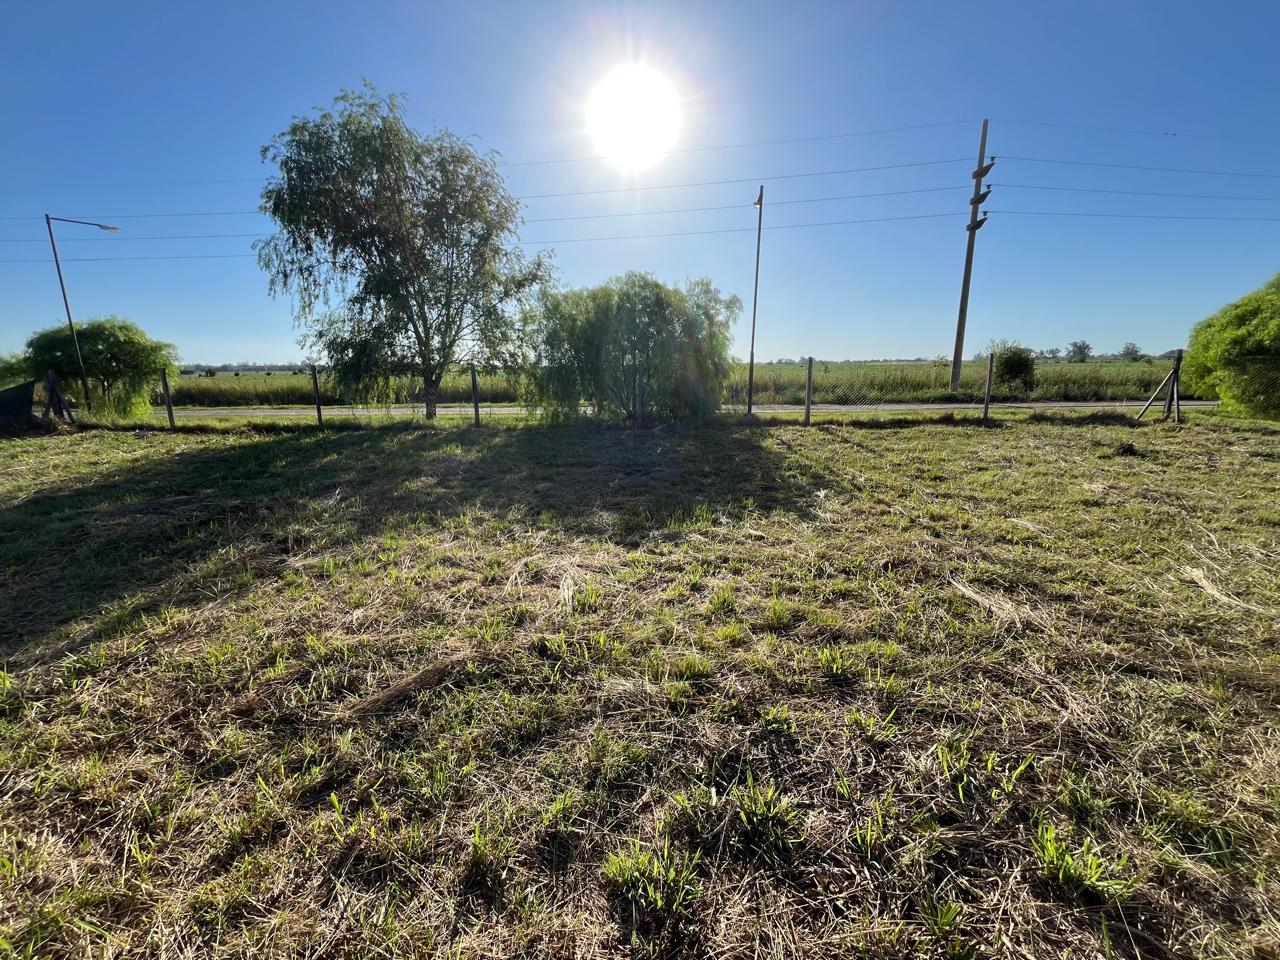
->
[747,184,764,415]
[44,215,120,414]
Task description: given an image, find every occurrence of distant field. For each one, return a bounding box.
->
[729,359,1191,406]
[165,368,514,407]
[162,360,1189,408]
[1,413,1276,957]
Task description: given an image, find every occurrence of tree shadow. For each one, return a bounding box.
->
[0,422,831,664]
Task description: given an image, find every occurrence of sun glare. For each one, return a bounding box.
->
[586,64,682,171]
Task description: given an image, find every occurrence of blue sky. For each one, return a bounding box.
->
[3,0,1280,364]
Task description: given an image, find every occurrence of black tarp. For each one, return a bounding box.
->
[0,381,35,423]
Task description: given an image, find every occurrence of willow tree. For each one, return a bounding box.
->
[256,85,549,416]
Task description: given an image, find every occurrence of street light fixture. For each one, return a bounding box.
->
[44,214,120,412]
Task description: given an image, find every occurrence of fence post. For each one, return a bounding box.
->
[1136,366,1176,420]
[1162,349,1182,421]
[160,368,176,429]
[1171,349,1183,423]
[310,364,323,428]
[804,356,814,426]
[470,363,481,427]
[982,352,995,424]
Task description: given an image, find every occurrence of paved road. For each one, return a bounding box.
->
[164,399,1218,419]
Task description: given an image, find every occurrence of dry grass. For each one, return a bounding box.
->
[1,412,1278,958]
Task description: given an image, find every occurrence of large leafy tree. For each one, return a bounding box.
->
[524,272,739,423]
[256,85,550,416]
[1066,340,1093,363]
[1184,272,1280,419]
[21,316,177,417]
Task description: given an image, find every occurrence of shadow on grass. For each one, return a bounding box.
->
[0,421,831,663]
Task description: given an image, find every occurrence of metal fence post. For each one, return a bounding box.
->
[160,368,176,429]
[804,356,814,426]
[310,364,323,428]
[982,352,995,424]
[470,363,481,427]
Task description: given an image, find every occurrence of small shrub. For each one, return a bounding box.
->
[993,343,1036,392]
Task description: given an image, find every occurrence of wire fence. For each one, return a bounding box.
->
[724,354,1226,414]
[20,353,1280,430]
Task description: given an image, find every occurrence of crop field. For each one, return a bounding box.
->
[1,414,1277,958]
[731,360,1192,406]
[162,360,1187,408]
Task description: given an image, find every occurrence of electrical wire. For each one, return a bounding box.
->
[991,209,1280,222]
[994,182,1280,202]
[0,211,966,262]
[501,120,980,166]
[517,158,972,199]
[0,232,269,243]
[0,121,981,189]
[999,155,1280,180]
[0,184,974,238]
[513,212,964,245]
[991,117,1280,146]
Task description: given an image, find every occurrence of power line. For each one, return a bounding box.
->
[513,212,964,245]
[992,117,1280,146]
[524,185,968,222]
[502,120,980,167]
[0,121,980,189]
[0,252,259,263]
[518,158,971,199]
[0,211,966,262]
[995,182,1280,202]
[991,209,1280,222]
[4,184,972,237]
[0,158,972,219]
[0,232,269,243]
[1,158,974,201]
[1000,155,1280,180]
[0,209,262,222]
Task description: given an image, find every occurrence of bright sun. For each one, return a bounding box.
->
[586,64,682,171]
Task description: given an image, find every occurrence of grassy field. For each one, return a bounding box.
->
[2,414,1277,958]
[163,360,1188,408]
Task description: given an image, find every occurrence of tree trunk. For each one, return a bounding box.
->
[422,371,438,420]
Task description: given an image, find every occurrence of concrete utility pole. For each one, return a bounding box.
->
[949,119,994,390]
[747,184,764,415]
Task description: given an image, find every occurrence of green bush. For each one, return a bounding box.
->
[20,317,178,417]
[993,344,1037,393]
[1185,272,1280,420]
[523,272,739,423]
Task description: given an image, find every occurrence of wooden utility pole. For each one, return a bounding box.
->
[747,185,764,415]
[949,119,994,390]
